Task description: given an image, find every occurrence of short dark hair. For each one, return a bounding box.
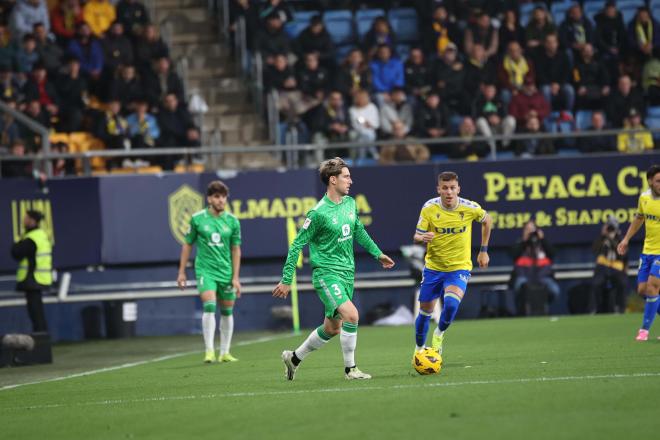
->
[319,157,348,186]
[438,171,459,183]
[207,180,229,196]
[647,164,660,180]
[26,210,44,223]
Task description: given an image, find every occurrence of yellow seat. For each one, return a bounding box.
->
[174,163,205,173]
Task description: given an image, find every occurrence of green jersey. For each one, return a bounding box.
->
[185,208,241,283]
[281,194,382,284]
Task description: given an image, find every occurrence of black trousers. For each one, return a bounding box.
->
[590,265,628,314]
[24,289,48,332]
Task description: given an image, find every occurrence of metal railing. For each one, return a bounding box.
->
[0,100,51,176]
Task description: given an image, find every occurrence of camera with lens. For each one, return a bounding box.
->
[605,216,619,234]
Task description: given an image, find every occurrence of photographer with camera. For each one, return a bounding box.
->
[590,217,628,313]
[510,220,560,315]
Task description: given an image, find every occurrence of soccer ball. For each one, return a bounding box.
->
[413,348,442,375]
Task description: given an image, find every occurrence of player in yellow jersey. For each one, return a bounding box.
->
[618,164,660,341]
[413,171,492,357]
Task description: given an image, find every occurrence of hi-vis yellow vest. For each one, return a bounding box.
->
[17,229,52,286]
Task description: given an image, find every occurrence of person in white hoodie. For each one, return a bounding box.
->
[349,89,380,160]
[10,0,50,40]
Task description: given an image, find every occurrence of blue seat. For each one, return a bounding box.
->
[355,157,378,167]
[551,1,573,24]
[395,43,411,60]
[647,106,660,117]
[576,110,594,131]
[335,44,355,63]
[617,0,645,8]
[284,20,310,39]
[323,10,355,45]
[355,9,385,39]
[558,148,581,156]
[644,116,660,139]
[583,1,605,23]
[620,4,640,25]
[495,150,515,160]
[293,11,318,22]
[431,154,449,163]
[652,0,660,9]
[653,5,660,20]
[388,8,419,43]
[545,111,576,147]
[519,3,537,27]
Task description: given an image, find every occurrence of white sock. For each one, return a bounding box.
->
[294,326,331,360]
[434,327,444,338]
[202,312,216,351]
[340,322,358,368]
[219,314,234,355]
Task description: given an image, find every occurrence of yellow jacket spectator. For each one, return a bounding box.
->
[617,108,654,153]
[83,0,116,37]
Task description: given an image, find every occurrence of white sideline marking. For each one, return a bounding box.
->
[0,333,294,392]
[3,372,660,411]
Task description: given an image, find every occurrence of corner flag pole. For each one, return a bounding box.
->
[286,218,302,335]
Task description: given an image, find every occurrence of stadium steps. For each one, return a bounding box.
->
[152,0,273,167]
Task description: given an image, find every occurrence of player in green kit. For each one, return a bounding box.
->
[177,181,242,363]
[273,158,395,381]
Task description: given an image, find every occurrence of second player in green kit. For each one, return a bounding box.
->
[178,181,242,363]
[273,158,395,380]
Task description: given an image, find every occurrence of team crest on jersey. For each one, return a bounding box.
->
[332,217,338,224]
[459,212,464,220]
[168,184,204,245]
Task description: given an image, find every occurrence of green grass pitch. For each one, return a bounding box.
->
[1,314,659,439]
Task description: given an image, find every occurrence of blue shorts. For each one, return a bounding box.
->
[638,254,660,284]
[419,268,470,303]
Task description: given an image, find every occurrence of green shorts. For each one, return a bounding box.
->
[197,273,236,300]
[312,271,354,318]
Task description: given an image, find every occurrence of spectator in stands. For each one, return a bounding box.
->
[0,24,16,70]
[464,10,498,60]
[510,219,560,314]
[335,48,371,101]
[102,21,133,74]
[473,82,516,153]
[414,91,448,152]
[265,54,316,123]
[51,141,75,176]
[404,47,431,102]
[499,41,536,107]
[310,90,352,149]
[363,16,397,59]
[95,97,129,167]
[499,9,525,56]
[463,43,496,103]
[509,75,550,127]
[33,22,62,75]
[380,86,413,137]
[1,139,32,178]
[257,0,292,25]
[157,92,200,169]
[296,52,329,107]
[229,0,258,51]
[116,0,149,39]
[10,0,50,40]
[525,6,556,50]
[294,15,335,72]
[379,120,429,165]
[255,13,291,65]
[83,0,115,38]
[110,64,140,112]
[617,107,654,153]
[595,1,627,81]
[433,42,467,114]
[573,43,610,110]
[57,56,87,132]
[370,44,404,104]
[534,33,574,113]
[15,33,39,74]
[0,97,20,146]
[349,88,380,159]
[144,56,184,109]
[515,115,555,156]
[23,63,59,118]
[126,97,159,156]
[426,4,458,57]
[642,55,660,105]
[578,111,616,153]
[21,100,50,151]
[134,24,169,76]
[608,75,645,128]
[449,117,489,160]
[628,7,660,64]
[51,0,84,43]
[590,216,628,314]
[0,65,22,101]
[559,3,594,59]
[67,22,104,80]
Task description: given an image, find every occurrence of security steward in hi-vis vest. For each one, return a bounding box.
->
[11,210,52,332]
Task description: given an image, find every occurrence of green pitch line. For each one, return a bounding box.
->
[1,315,659,440]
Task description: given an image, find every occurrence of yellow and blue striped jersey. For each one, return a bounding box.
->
[416,197,487,272]
[638,189,660,255]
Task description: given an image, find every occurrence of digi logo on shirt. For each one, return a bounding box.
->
[435,226,467,234]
